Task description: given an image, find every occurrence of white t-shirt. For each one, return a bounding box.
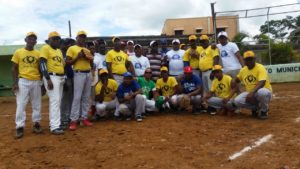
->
[92,53,107,86]
[128,55,150,76]
[217,42,242,73]
[166,49,185,76]
[127,51,135,57]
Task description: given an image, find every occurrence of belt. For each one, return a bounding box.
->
[74,70,90,73]
[49,72,64,76]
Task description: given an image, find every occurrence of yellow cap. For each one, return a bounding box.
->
[212,65,223,71]
[160,66,168,72]
[26,32,37,38]
[188,35,197,41]
[200,35,209,40]
[77,30,87,36]
[243,50,255,59]
[98,69,108,75]
[112,36,120,43]
[48,31,60,39]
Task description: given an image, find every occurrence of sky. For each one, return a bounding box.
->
[0,0,299,45]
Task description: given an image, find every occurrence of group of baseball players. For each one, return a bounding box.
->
[11,30,272,139]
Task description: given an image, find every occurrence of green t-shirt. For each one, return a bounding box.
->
[137,77,155,99]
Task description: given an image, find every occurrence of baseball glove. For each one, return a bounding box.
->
[179,95,193,112]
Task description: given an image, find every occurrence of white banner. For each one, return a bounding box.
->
[265,63,300,83]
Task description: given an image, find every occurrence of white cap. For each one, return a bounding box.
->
[127,40,134,45]
[149,40,157,47]
[172,38,180,44]
[218,31,228,38]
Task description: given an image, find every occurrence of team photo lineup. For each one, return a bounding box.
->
[11,29,273,139]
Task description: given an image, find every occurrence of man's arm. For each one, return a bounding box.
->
[11,63,19,93]
[65,51,84,66]
[187,85,201,97]
[106,62,113,78]
[95,85,106,103]
[126,60,136,77]
[235,51,244,67]
[40,58,53,90]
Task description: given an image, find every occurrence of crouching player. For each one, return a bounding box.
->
[94,69,118,120]
[205,65,237,116]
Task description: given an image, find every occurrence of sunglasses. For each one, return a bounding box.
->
[145,71,152,74]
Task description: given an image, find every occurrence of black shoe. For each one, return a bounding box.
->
[125,115,132,121]
[259,111,268,120]
[252,110,258,118]
[208,106,217,115]
[95,114,106,121]
[32,122,43,134]
[16,127,24,139]
[114,114,123,121]
[51,128,64,135]
[136,115,143,122]
[60,122,69,130]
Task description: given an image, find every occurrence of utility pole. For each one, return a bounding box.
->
[68,20,72,38]
[211,2,217,42]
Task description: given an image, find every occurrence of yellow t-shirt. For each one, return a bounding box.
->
[11,48,41,80]
[183,46,203,69]
[66,45,91,71]
[40,44,64,74]
[211,74,232,99]
[95,79,118,102]
[105,49,128,74]
[156,77,178,97]
[237,63,272,92]
[199,46,219,71]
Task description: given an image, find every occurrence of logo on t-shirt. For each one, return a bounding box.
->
[221,50,228,57]
[163,85,170,91]
[183,82,196,92]
[53,56,63,63]
[104,88,112,94]
[135,62,142,69]
[172,54,180,60]
[244,75,257,84]
[102,61,106,67]
[217,83,226,91]
[23,56,37,65]
[115,56,125,62]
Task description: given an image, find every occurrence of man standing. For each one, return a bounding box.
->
[126,40,135,56]
[160,38,169,58]
[147,40,163,81]
[94,69,118,120]
[205,65,237,116]
[129,44,150,77]
[60,38,75,129]
[164,39,185,77]
[234,51,272,119]
[106,37,134,84]
[199,35,219,93]
[12,32,42,138]
[116,72,145,122]
[183,35,204,76]
[217,31,244,78]
[40,31,65,134]
[177,66,202,114]
[66,30,93,130]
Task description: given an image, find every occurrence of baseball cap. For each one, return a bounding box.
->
[26,32,37,38]
[149,40,158,47]
[184,66,193,73]
[134,44,142,49]
[212,65,223,71]
[127,40,134,45]
[160,66,168,72]
[112,36,120,43]
[77,30,87,36]
[48,31,60,39]
[200,35,209,41]
[123,72,133,77]
[217,31,228,38]
[188,35,197,41]
[243,50,255,59]
[172,39,180,44]
[98,69,108,75]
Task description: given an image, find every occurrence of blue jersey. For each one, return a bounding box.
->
[116,80,140,99]
[180,74,202,94]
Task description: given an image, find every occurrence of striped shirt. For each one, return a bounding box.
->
[146,53,163,81]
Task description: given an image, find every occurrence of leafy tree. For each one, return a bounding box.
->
[232,32,249,53]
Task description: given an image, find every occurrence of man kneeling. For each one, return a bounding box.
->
[94,69,118,120]
[116,72,145,122]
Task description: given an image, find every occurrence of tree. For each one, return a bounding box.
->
[232,32,249,53]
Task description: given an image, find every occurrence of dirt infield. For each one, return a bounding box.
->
[0,83,299,169]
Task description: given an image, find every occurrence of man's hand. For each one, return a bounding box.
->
[246,92,255,103]
[12,83,18,93]
[47,79,54,90]
[124,94,133,101]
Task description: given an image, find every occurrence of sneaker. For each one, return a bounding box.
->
[259,111,268,120]
[251,110,258,118]
[32,122,43,134]
[136,115,143,122]
[95,114,106,121]
[60,122,69,130]
[82,119,93,126]
[125,115,132,121]
[69,121,77,130]
[16,127,24,139]
[51,128,64,135]
[208,106,217,115]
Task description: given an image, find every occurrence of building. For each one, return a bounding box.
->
[161,15,239,40]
